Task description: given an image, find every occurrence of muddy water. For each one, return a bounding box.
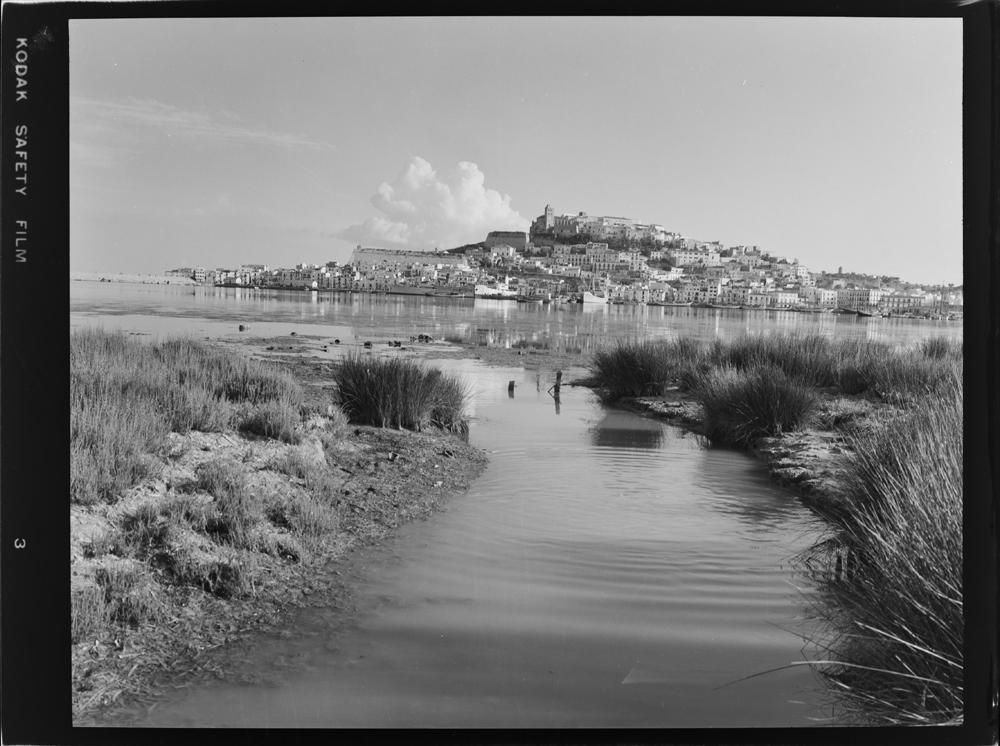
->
[130,360,827,728]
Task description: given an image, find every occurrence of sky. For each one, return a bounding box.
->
[70,16,963,285]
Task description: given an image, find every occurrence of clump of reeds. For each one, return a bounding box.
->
[71,328,305,505]
[692,363,818,447]
[709,333,840,388]
[332,356,469,434]
[804,370,963,725]
[590,339,705,400]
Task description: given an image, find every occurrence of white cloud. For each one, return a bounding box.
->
[71,96,336,151]
[339,157,528,250]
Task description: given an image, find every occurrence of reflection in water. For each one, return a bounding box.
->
[591,408,665,450]
[694,447,812,531]
[72,281,961,351]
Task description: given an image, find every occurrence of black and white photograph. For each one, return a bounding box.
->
[2,4,994,742]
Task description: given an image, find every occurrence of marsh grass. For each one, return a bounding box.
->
[237,396,302,443]
[266,448,342,544]
[71,584,111,644]
[590,339,703,399]
[803,372,963,724]
[709,333,840,388]
[106,487,262,600]
[71,329,304,505]
[590,333,960,406]
[94,561,163,628]
[194,460,260,549]
[693,363,818,446]
[333,356,469,434]
[263,489,340,547]
[920,335,962,360]
[269,447,318,482]
[71,389,167,506]
[162,540,253,599]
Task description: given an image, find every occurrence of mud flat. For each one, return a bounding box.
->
[71,272,198,285]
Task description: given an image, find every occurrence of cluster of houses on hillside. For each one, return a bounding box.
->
[165,203,963,314]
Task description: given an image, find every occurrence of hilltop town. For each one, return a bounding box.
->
[164,204,963,318]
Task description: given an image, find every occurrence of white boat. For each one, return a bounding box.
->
[581,290,607,305]
[474,283,518,300]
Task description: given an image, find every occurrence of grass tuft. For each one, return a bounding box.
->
[194,460,260,550]
[590,339,705,400]
[94,561,163,628]
[692,363,818,447]
[332,356,469,434]
[238,396,302,443]
[71,583,111,644]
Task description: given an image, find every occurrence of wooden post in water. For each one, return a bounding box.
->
[508,380,515,398]
[547,369,563,401]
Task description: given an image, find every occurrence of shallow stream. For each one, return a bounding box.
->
[131,361,826,728]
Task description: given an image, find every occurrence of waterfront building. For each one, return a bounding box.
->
[720,284,751,306]
[767,290,801,308]
[880,294,924,313]
[800,286,838,307]
[837,287,883,309]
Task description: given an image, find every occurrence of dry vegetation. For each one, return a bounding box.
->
[71,329,486,723]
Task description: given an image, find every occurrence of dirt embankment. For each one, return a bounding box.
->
[71,353,487,725]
